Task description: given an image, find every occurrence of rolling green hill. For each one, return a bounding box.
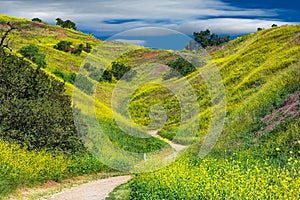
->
[0,14,299,199]
[128,25,300,199]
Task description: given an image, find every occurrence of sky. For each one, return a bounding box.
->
[1,0,299,49]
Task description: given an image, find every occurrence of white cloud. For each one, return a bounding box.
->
[170,18,297,35]
[0,0,298,36]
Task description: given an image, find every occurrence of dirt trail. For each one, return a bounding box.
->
[148,130,188,152]
[40,130,186,199]
[40,176,132,200]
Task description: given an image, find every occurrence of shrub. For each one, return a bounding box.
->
[17,44,46,68]
[54,41,72,51]
[31,18,42,22]
[193,29,230,48]
[71,45,82,56]
[101,70,113,82]
[53,69,77,84]
[111,61,131,80]
[164,57,196,79]
[84,43,92,53]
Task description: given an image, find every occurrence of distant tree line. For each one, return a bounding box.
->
[31,17,78,31]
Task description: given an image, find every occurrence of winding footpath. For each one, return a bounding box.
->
[148,130,187,153]
[41,131,186,200]
[40,176,132,200]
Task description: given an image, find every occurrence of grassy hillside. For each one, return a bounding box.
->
[128,25,300,198]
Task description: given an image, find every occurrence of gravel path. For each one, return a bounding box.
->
[40,176,132,200]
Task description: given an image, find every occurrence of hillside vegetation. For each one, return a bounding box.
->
[128,25,300,199]
[0,14,299,199]
[0,14,168,197]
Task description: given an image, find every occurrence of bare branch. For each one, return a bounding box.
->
[0,22,16,48]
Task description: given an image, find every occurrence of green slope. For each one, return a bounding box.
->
[127,25,300,148]
[128,25,300,199]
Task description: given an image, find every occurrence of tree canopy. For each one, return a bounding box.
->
[193,29,230,48]
[56,18,77,30]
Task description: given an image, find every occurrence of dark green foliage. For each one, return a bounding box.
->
[75,74,94,95]
[96,61,135,83]
[53,69,67,80]
[17,44,46,68]
[63,20,77,30]
[69,72,77,84]
[164,57,196,79]
[272,24,278,27]
[56,18,77,30]
[84,43,92,53]
[101,70,113,82]
[0,51,85,154]
[257,27,263,31]
[54,41,86,56]
[54,41,72,51]
[53,69,77,84]
[56,18,64,26]
[193,29,230,48]
[71,44,83,56]
[31,18,42,22]
[111,61,131,80]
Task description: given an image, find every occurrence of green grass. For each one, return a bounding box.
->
[0,140,68,197]
[130,150,300,199]
[0,138,111,198]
